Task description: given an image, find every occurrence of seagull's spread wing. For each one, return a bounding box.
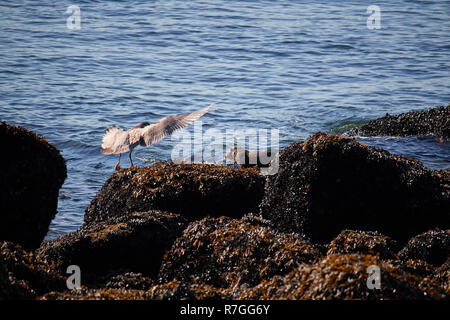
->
[101,125,130,154]
[140,104,212,146]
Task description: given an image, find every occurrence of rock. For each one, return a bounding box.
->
[327,230,400,260]
[259,132,450,244]
[345,104,449,140]
[399,229,450,267]
[158,215,322,288]
[0,241,65,300]
[237,254,446,300]
[224,146,277,168]
[148,280,229,300]
[39,281,230,300]
[39,287,150,300]
[36,210,187,286]
[436,259,450,294]
[0,122,67,250]
[105,272,154,291]
[84,162,265,226]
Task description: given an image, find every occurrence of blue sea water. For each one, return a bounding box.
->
[0,1,448,240]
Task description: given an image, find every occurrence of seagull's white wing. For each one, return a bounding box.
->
[140,104,212,146]
[101,125,130,154]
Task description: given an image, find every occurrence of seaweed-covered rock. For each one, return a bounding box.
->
[238,254,446,300]
[0,122,67,250]
[436,259,450,294]
[345,104,450,140]
[327,230,400,260]
[39,281,229,300]
[259,132,450,244]
[0,241,65,300]
[105,272,154,291]
[158,215,321,288]
[36,210,187,286]
[84,162,265,226]
[399,229,450,266]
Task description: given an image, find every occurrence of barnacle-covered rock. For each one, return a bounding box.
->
[399,229,450,266]
[84,162,265,226]
[36,210,187,286]
[327,230,400,260]
[104,272,154,291]
[0,241,65,300]
[345,104,449,140]
[148,280,229,300]
[259,132,450,244]
[38,287,150,300]
[238,254,446,300]
[158,215,322,288]
[0,122,67,250]
[436,259,450,294]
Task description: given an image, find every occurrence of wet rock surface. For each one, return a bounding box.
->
[0,122,67,250]
[259,132,450,244]
[345,104,450,140]
[36,210,187,286]
[84,162,265,226]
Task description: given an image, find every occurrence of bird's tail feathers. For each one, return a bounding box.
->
[101,125,123,154]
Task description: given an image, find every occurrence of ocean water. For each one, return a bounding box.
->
[0,1,448,240]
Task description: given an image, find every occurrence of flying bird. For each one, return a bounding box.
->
[101,104,212,170]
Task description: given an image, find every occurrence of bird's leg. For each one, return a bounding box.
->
[115,153,121,171]
[129,150,135,169]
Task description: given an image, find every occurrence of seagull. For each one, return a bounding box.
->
[101,104,212,170]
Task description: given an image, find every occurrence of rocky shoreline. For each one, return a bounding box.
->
[344,104,449,141]
[0,105,449,300]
